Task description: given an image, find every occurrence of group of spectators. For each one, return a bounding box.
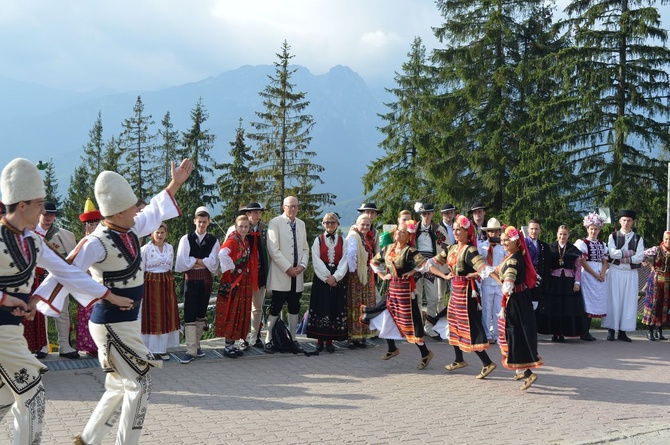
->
[3,151,668,444]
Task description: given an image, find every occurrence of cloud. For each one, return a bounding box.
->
[4,0,665,93]
[0,0,443,91]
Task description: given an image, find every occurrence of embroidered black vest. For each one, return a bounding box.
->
[609,231,641,269]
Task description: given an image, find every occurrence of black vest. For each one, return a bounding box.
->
[609,231,642,269]
[187,233,217,259]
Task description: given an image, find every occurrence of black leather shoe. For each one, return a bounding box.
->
[557,335,565,343]
[252,339,264,348]
[326,343,335,353]
[618,331,632,342]
[580,333,597,341]
[35,351,48,359]
[223,348,239,358]
[657,329,667,341]
[315,343,324,353]
[425,313,438,326]
[59,351,80,359]
[646,330,656,341]
[606,329,615,341]
[551,335,559,342]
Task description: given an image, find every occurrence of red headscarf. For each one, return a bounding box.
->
[455,214,477,248]
[505,226,537,289]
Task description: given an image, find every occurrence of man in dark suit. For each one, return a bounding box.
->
[525,218,551,308]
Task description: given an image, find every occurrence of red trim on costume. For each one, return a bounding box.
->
[164,188,182,216]
[97,289,112,305]
[31,293,62,315]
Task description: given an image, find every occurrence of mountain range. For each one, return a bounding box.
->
[0,65,392,222]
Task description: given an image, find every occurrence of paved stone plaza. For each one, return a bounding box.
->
[2,329,669,444]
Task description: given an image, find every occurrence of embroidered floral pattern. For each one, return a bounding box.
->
[14,368,30,384]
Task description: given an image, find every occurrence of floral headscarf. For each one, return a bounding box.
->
[583,212,604,229]
[505,225,537,289]
[455,214,476,247]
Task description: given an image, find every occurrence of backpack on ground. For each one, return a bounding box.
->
[271,319,298,353]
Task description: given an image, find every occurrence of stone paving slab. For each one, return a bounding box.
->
[2,329,670,444]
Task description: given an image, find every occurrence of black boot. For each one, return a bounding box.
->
[646,328,656,341]
[580,316,596,341]
[606,329,615,341]
[657,328,667,341]
[618,330,632,342]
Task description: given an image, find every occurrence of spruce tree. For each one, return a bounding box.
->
[362,37,437,224]
[502,4,581,230]
[119,96,156,200]
[82,111,105,176]
[102,136,122,172]
[62,113,107,234]
[248,40,334,237]
[42,159,61,207]
[156,111,180,187]
[216,118,255,227]
[171,98,221,244]
[431,0,561,219]
[63,165,91,240]
[553,0,670,237]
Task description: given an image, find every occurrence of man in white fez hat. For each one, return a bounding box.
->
[0,158,112,445]
[175,205,220,363]
[602,209,644,342]
[34,159,193,445]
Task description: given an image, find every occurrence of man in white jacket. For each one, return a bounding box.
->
[264,196,309,353]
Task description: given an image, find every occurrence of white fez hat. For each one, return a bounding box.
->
[95,171,138,217]
[0,158,46,205]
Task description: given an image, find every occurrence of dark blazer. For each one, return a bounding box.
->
[528,239,550,302]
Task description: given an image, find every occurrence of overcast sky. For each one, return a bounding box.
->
[1,0,668,93]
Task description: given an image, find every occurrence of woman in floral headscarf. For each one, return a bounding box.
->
[642,231,670,341]
[498,226,543,390]
[574,212,609,341]
[432,215,497,380]
[367,219,440,370]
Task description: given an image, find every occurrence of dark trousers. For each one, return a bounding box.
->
[183,278,211,323]
[269,278,301,316]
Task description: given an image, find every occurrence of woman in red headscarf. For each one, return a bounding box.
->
[498,226,543,390]
[432,215,497,379]
[367,219,441,370]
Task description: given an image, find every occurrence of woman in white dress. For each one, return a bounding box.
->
[140,223,180,359]
[574,212,608,341]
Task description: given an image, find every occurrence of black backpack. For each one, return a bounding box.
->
[271,319,298,353]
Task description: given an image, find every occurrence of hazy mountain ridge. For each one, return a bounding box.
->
[0,65,390,222]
